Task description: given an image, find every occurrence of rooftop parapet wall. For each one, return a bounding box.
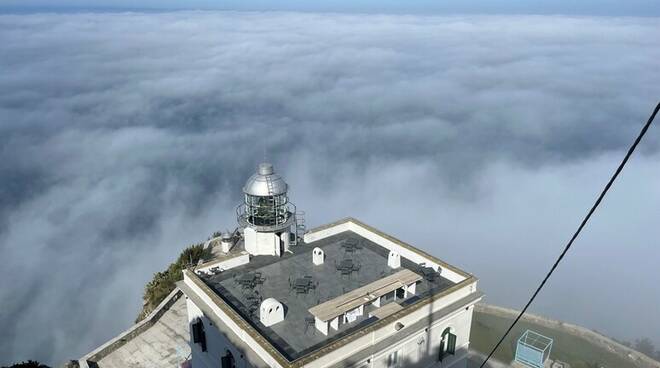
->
[78,287,184,368]
[195,251,250,274]
[304,217,470,283]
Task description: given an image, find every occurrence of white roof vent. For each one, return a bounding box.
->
[312,247,325,265]
[220,231,233,253]
[260,298,284,327]
[388,251,401,269]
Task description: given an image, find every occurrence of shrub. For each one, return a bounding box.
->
[634,337,656,357]
[136,243,211,322]
[2,361,50,368]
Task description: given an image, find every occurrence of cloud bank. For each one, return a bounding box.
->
[0,11,659,365]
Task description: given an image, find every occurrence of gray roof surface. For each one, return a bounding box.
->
[198,230,455,361]
[95,296,190,368]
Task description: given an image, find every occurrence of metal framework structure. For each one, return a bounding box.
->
[236,163,305,246]
[243,192,290,227]
[514,330,553,368]
[236,200,297,232]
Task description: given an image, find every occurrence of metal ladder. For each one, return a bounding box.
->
[265,174,274,195]
[295,211,306,244]
[265,175,276,223]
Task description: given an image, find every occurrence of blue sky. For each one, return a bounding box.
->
[1,0,660,16]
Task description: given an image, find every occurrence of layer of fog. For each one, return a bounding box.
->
[0,11,658,365]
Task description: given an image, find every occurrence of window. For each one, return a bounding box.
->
[192,318,207,352]
[387,350,399,368]
[221,350,236,368]
[439,327,456,361]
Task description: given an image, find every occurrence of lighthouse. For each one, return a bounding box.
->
[236,163,298,256]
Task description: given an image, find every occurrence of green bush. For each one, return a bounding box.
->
[2,361,50,368]
[136,243,211,322]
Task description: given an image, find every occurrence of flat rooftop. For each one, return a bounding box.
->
[198,230,455,361]
[82,290,191,368]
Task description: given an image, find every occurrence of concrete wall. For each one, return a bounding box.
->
[315,301,475,368]
[370,302,472,368]
[187,299,254,368]
[195,253,250,274]
[305,282,480,368]
[303,221,352,244]
[244,227,281,256]
[244,227,257,254]
[183,272,284,368]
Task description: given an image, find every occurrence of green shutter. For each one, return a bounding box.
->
[447,333,457,355]
[192,320,202,343]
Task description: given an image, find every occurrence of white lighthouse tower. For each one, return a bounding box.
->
[236,163,298,256]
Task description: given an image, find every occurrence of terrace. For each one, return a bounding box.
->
[197,230,455,360]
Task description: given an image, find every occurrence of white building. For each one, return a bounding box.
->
[179,163,483,368]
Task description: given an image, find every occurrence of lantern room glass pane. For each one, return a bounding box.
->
[244,193,289,226]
